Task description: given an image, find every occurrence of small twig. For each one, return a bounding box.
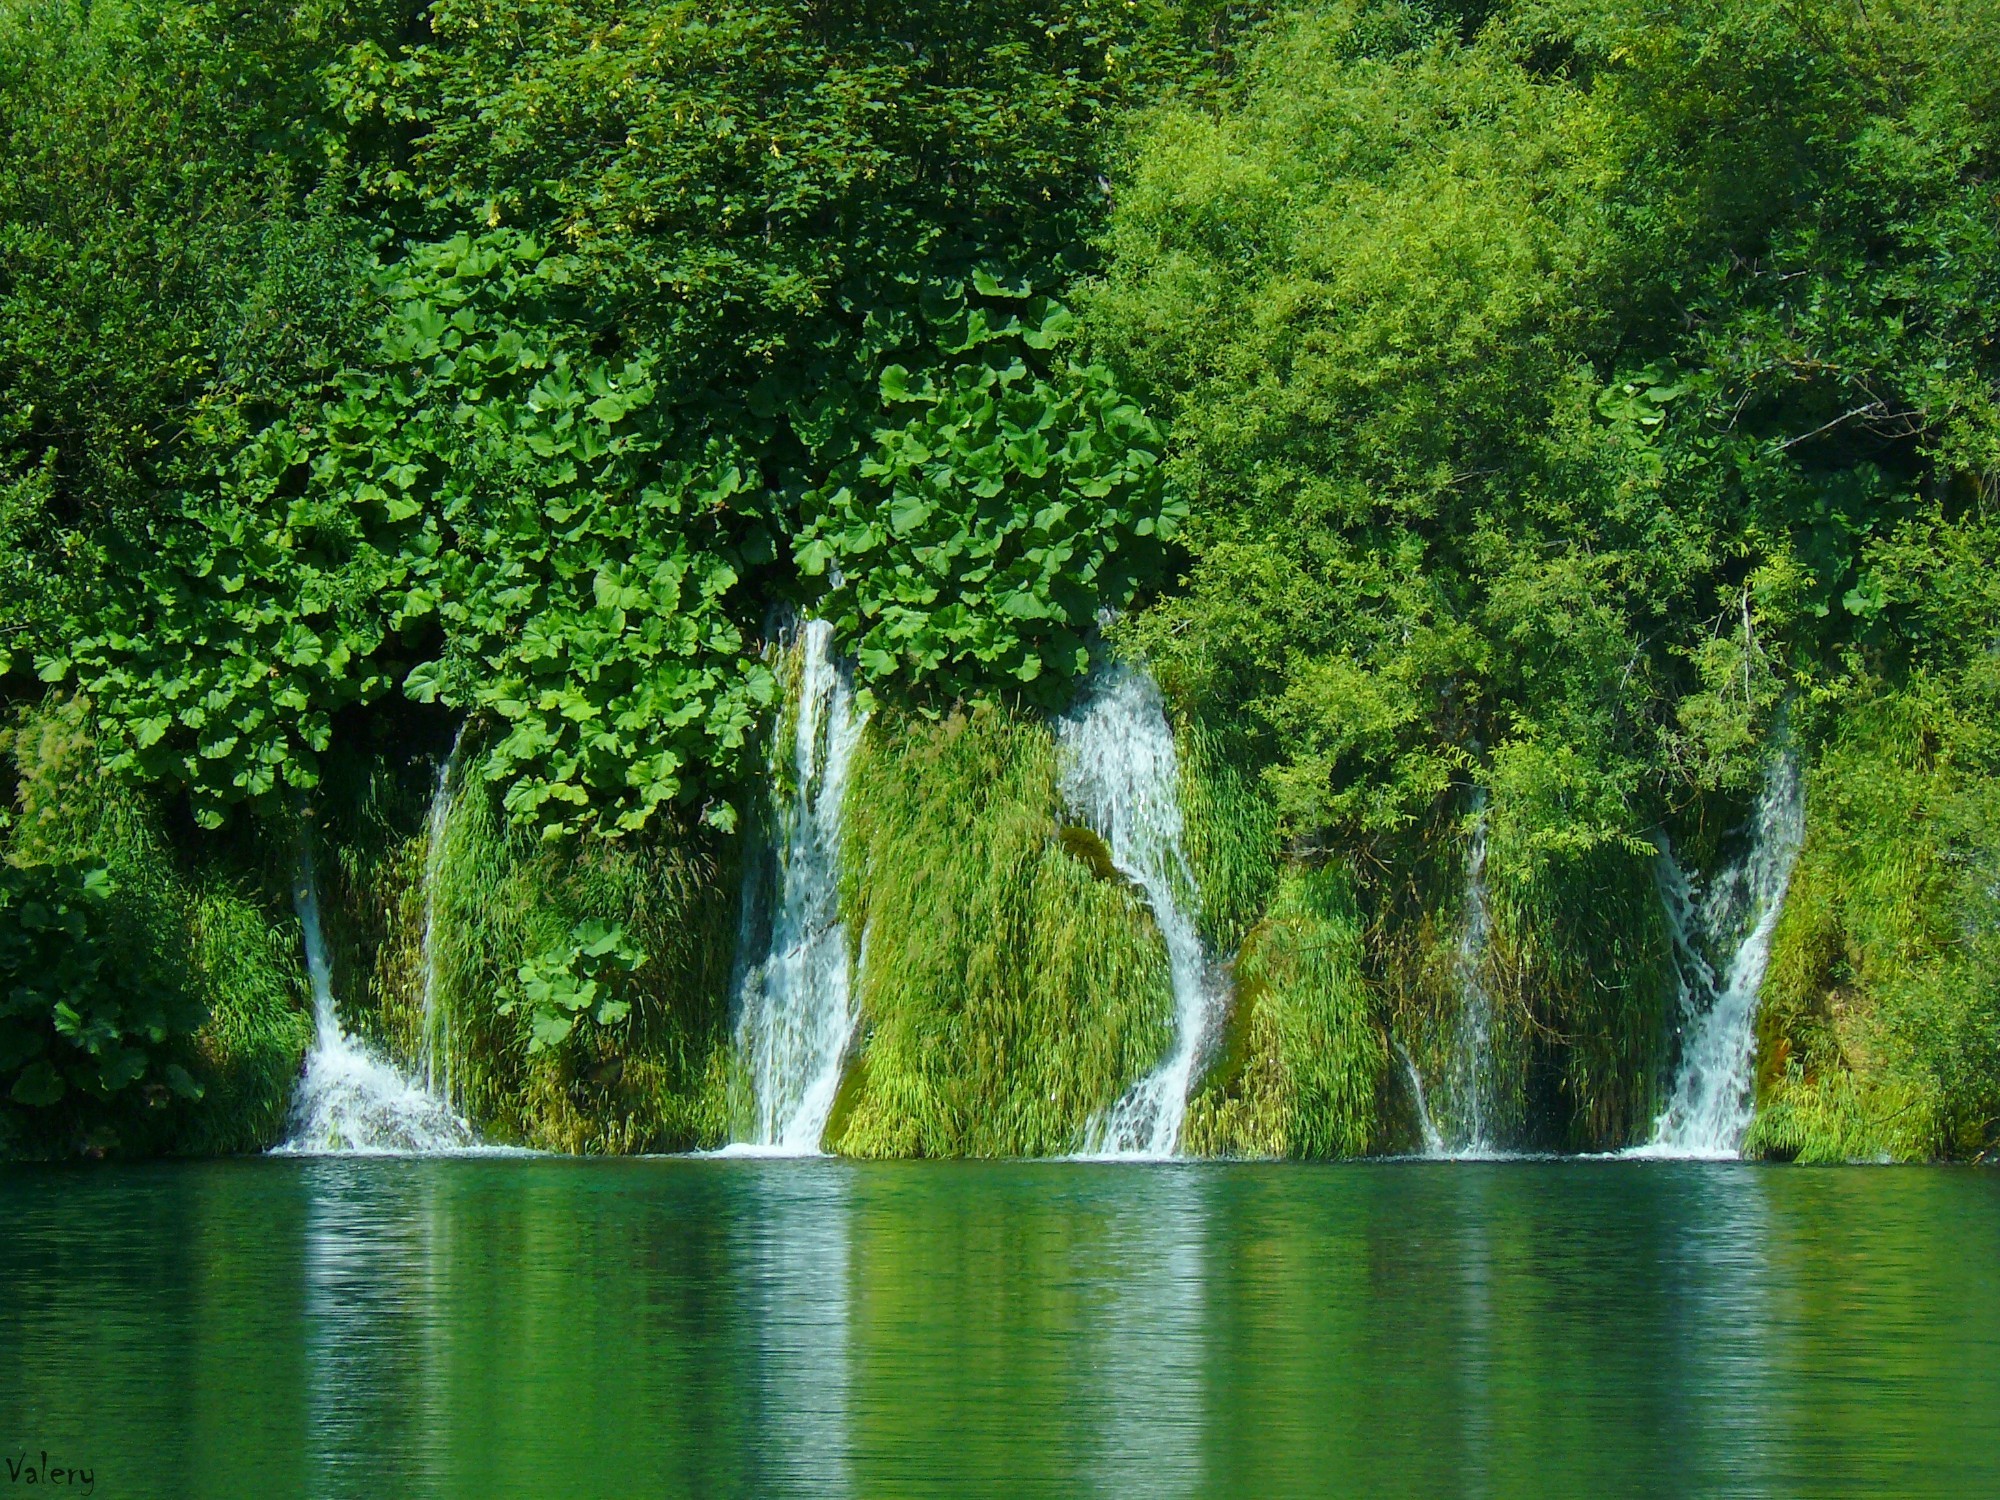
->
[1774,401,1890,452]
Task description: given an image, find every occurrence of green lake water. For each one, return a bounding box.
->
[2,1158,1996,1498]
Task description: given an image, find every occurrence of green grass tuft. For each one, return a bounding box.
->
[1745,1062,1938,1163]
[398,750,742,1153]
[831,703,1173,1157]
[1754,681,2000,1159]
[1486,834,1675,1152]
[1184,864,1386,1158]
[1177,716,1282,958]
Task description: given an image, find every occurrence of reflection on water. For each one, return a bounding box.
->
[1674,1168,1776,1491]
[735,1164,853,1497]
[1455,1170,1494,1500]
[2,1159,1998,1498]
[1085,1170,1206,1497]
[301,1166,460,1496]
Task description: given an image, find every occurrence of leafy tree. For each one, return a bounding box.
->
[1090,0,2000,862]
[11,0,1188,840]
[1088,0,2000,1147]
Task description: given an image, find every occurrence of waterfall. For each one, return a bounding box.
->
[1059,660,1224,1158]
[730,617,866,1154]
[1448,789,1497,1153]
[1637,751,1806,1158]
[417,726,468,1108]
[277,833,476,1154]
[1394,1037,1446,1157]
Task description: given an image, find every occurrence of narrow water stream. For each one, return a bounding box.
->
[729,617,867,1154]
[1448,788,1497,1155]
[1058,660,1224,1158]
[417,725,469,1109]
[277,832,475,1154]
[1637,751,1807,1158]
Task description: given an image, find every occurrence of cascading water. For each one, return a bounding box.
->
[730,618,866,1154]
[1059,660,1224,1158]
[1394,1037,1447,1158]
[1447,789,1497,1154]
[277,833,477,1154]
[1637,751,1806,1158]
[417,726,467,1108]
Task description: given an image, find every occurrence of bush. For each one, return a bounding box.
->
[1,703,311,1156]
[0,859,203,1124]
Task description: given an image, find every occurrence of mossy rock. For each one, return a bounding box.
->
[1056,824,1124,884]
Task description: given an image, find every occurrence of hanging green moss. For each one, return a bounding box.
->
[1750,675,2000,1161]
[1317,781,1674,1155]
[1484,832,1675,1153]
[310,731,439,1066]
[354,736,743,1154]
[1360,813,1464,1153]
[173,886,315,1156]
[830,703,1173,1158]
[1177,716,1282,959]
[454,768,744,1160]
[1746,1063,1938,1163]
[1184,865,1386,1159]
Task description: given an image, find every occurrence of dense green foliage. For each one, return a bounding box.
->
[1096,0,2000,846]
[0,858,201,1113]
[5,0,1186,845]
[0,0,385,665]
[508,919,649,1056]
[1185,865,1385,1156]
[799,290,1178,709]
[1750,512,2000,1160]
[1091,0,2000,1150]
[4,0,1998,1158]
[0,708,311,1156]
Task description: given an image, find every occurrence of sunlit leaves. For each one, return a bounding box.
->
[796,280,1181,710]
[501,918,648,1054]
[52,219,1177,840]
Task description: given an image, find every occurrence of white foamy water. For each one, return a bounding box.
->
[1448,789,1497,1154]
[731,618,866,1154]
[1632,752,1806,1159]
[1395,1037,1447,1158]
[1060,661,1224,1159]
[276,836,479,1155]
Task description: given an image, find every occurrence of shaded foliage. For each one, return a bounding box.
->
[1,705,311,1157]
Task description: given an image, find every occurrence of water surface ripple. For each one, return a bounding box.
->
[2,1159,1995,1498]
